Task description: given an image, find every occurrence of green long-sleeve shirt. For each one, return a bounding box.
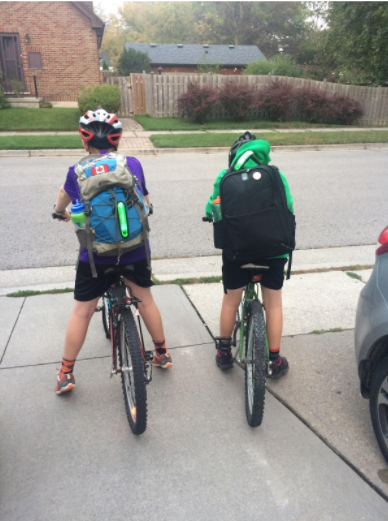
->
[205,139,294,259]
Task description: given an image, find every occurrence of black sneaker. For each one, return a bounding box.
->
[269,356,289,379]
[216,350,234,370]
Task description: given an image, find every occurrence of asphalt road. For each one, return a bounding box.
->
[1,149,388,270]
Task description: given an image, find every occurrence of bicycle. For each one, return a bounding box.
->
[203,216,271,427]
[96,267,153,435]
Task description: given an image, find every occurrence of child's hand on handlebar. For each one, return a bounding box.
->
[52,209,71,222]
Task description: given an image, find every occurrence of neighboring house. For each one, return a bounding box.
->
[0,1,104,101]
[124,43,266,74]
[99,52,112,71]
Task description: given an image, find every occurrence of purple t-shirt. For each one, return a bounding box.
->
[64,151,150,265]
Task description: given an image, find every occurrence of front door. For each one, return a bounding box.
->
[0,33,24,93]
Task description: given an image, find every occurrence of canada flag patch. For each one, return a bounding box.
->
[91,164,109,176]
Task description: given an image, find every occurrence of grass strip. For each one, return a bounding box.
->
[346,271,363,281]
[310,327,345,335]
[135,115,344,131]
[150,130,388,148]
[153,276,222,285]
[0,108,80,131]
[0,135,83,149]
[6,288,74,297]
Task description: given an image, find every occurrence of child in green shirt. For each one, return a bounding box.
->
[205,132,294,378]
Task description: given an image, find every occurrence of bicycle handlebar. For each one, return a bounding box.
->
[202,216,211,222]
[52,212,67,221]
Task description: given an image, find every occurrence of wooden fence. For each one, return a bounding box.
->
[102,72,388,125]
[101,72,146,116]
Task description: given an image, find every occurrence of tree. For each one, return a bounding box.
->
[327,2,388,84]
[117,48,151,75]
[194,2,308,59]
[120,2,199,44]
[102,60,109,70]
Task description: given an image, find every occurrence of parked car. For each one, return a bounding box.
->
[355,225,388,463]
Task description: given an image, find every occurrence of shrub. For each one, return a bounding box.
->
[325,94,363,125]
[244,60,272,76]
[257,80,295,121]
[294,89,364,125]
[294,88,330,123]
[0,85,9,109]
[117,48,151,75]
[0,70,9,109]
[77,84,121,114]
[218,82,257,121]
[245,55,303,78]
[177,82,218,124]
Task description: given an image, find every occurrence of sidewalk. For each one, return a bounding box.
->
[1,245,388,519]
[1,125,388,157]
[0,244,376,296]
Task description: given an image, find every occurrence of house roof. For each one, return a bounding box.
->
[72,1,105,48]
[124,43,266,67]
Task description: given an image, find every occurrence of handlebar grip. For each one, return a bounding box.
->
[202,217,212,222]
[52,212,66,221]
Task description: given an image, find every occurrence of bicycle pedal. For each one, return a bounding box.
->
[95,306,102,312]
[145,351,153,361]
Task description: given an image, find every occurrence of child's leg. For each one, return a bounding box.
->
[220,287,244,337]
[216,287,244,369]
[56,297,99,395]
[261,285,289,378]
[124,279,172,369]
[261,286,283,357]
[63,297,100,360]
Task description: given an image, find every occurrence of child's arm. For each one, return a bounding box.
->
[278,171,294,213]
[205,168,227,219]
[54,186,71,222]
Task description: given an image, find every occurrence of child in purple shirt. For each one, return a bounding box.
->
[53,108,172,395]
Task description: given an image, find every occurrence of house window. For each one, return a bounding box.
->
[28,52,42,70]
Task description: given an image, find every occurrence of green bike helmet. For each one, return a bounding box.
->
[228,131,257,167]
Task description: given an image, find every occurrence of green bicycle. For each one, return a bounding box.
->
[232,264,272,428]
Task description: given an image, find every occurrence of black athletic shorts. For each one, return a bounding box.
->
[74,259,154,302]
[222,252,287,294]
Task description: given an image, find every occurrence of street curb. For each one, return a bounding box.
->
[1,143,388,158]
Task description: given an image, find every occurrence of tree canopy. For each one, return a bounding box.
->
[97,1,388,85]
[327,2,388,84]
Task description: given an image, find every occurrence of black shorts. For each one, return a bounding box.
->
[74,259,154,302]
[222,252,287,294]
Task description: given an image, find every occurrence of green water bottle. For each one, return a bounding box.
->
[211,196,222,222]
[70,200,86,228]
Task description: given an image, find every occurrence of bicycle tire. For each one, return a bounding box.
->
[117,307,147,435]
[369,357,388,464]
[101,296,111,340]
[244,300,267,427]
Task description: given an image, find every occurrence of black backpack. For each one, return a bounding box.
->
[213,160,296,278]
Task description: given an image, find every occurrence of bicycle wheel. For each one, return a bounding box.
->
[245,300,267,427]
[101,295,111,340]
[118,307,147,435]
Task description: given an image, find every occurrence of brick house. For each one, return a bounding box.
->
[0,1,104,102]
[124,43,266,75]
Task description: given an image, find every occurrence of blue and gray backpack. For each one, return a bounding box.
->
[74,152,150,277]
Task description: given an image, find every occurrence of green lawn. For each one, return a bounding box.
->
[0,108,80,131]
[150,130,388,148]
[135,115,347,131]
[0,135,82,149]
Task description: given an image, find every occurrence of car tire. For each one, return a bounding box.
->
[369,356,388,464]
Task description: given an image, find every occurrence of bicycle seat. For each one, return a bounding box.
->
[103,264,135,276]
[240,264,270,270]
